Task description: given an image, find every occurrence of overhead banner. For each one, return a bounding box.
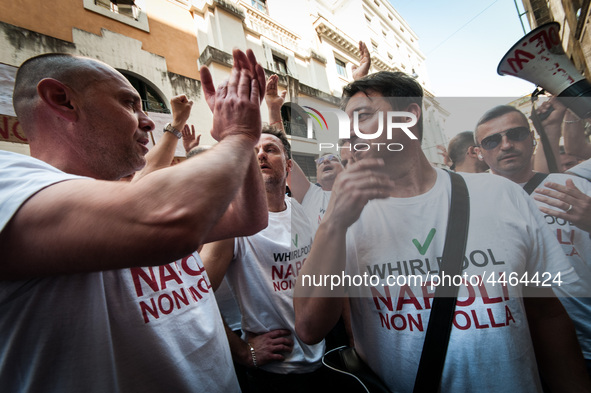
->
[0,115,27,144]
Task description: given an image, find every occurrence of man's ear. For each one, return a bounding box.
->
[406,103,421,122]
[406,102,422,119]
[37,78,78,122]
[467,145,479,158]
[286,157,293,174]
[405,103,422,139]
[474,146,484,161]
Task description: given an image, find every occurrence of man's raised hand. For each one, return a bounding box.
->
[200,48,266,113]
[200,49,264,143]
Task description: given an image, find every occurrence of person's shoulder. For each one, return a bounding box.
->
[451,171,533,211]
[567,158,591,179]
[286,195,304,212]
[286,195,314,226]
[1,151,59,176]
[0,152,88,232]
[547,172,591,194]
[0,150,66,174]
[309,182,329,195]
[452,171,522,193]
[302,181,329,202]
[547,172,574,181]
[0,150,38,167]
[0,151,90,203]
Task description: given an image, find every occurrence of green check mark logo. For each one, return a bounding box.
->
[412,228,436,255]
[292,234,298,248]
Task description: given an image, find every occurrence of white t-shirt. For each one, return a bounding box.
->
[568,158,591,181]
[530,172,591,359]
[301,184,330,235]
[0,151,240,393]
[345,169,576,393]
[227,196,325,374]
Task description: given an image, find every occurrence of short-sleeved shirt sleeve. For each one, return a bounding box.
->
[0,151,86,232]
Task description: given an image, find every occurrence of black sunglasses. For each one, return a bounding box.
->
[478,127,531,150]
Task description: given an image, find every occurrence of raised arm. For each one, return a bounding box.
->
[197,55,268,244]
[0,49,267,279]
[533,97,566,173]
[182,124,201,155]
[264,75,311,201]
[294,158,394,344]
[352,41,371,81]
[133,94,193,181]
[265,74,286,130]
[563,110,591,160]
[288,159,312,204]
[202,149,267,244]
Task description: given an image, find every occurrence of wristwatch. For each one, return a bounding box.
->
[164,123,182,139]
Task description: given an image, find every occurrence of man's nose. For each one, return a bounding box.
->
[499,134,513,150]
[139,111,155,132]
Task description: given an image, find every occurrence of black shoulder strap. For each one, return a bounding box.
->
[523,172,549,195]
[413,171,470,393]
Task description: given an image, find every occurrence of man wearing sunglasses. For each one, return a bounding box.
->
[475,105,591,378]
[474,109,535,181]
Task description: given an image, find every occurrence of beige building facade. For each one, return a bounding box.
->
[0,0,447,178]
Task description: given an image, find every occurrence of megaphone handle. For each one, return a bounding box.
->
[530,102,560,174]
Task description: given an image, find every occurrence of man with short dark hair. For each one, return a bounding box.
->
[0,50,267,392]
[447,131,489,173]
[475,104,591,378]
[295,71,589,392]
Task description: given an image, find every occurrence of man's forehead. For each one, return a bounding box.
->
[345,91,385,112]
[257,133,283,147]
[477,112,528,138]
[83,60,134,89]
[90,74,140,102]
